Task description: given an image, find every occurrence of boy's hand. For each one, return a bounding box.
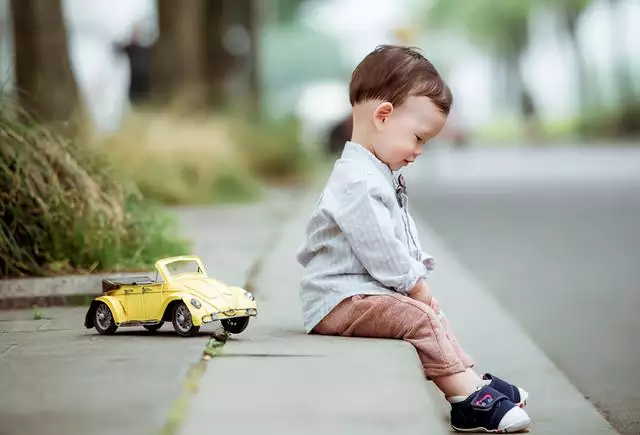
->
[408,278,432,306]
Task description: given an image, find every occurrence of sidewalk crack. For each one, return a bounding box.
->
[158,330,229,435]
[0,343,16,357]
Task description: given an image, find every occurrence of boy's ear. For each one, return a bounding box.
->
[373,102,394,129]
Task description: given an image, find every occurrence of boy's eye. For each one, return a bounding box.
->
[415,135,423,143]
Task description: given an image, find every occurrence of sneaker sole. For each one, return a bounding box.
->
[451,418,531,433]
[451,412,531,433]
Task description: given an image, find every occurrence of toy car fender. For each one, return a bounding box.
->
[159,292,207,327]
[85,296,126,328]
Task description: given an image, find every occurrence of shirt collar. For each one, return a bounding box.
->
[341,141,396,187]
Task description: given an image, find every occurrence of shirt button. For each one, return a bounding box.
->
[423,258,436,270]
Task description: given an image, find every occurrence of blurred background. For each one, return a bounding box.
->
[2,0,639,144]
[1,1,639,432]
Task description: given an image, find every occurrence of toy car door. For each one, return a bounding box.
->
[142,284,164,321]
[124,286,145,320]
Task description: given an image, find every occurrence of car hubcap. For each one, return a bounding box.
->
[175,305,191,332]
[96,305,112,330]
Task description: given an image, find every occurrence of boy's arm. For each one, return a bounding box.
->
[329,179,427,295]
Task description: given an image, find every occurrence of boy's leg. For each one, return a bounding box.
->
[313,294,531,432]
[313,293,471,379]
[438,311,475,370]
[434,303,529,407]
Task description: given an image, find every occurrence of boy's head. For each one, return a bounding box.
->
[349,45,452,170]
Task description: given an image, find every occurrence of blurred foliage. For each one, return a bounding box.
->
[229,114,315,183]
[96,108,315,205]
[425,0,538,125]
[273,0,308,24]
[425,0,591,66]
[426,0,531,60]
[577,101,640,139]
[261,22,347,119]
[424,0,639,141]
[476,100,640,145]
[0,98,189,277]
[97,110,262,205]
[553,0,592,28]
[0,0,326,278]
[263,27,346,93]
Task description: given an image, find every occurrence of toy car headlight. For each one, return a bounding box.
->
[244,292,255,301]
[190,298,202,309]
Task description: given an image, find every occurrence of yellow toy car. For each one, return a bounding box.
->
[84,256,258,337]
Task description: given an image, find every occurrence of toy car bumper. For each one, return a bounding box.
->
[201,308,258,324]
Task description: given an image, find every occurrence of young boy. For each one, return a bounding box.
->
[296,45,532,433]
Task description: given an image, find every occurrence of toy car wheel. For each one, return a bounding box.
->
[172,302,199,337]
[144,322,163,332]
[94,302,118,335]
[221,316,250,334]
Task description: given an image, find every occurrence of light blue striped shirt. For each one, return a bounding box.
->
[296,141,436,333]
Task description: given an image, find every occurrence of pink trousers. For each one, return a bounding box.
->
[312,294,475,379]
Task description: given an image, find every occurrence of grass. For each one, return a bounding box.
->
[0,96,320,278]
[160,331,229,435]
[228,114,316,184]
[32,306,45,320]
[96,110,261,205]
[95,109,316,206]
[0,98,189,278]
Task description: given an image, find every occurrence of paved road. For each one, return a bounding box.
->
[405,146,640,435]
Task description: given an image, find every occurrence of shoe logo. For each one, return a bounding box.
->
[473,393,494,409]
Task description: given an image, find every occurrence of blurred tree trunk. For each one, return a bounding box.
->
[236,0,262,117]
[607,0,637,135]
[553,1,592,112]
[225,0,262,118]
[11,0,81,124]
[203,0,234,107]
[561,11,589,111]
[152,0,263,114]
[152,0,206,109]
[505,56,540,142]
[607,0,633,104]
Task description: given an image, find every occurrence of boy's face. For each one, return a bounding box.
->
[372,96,447,171]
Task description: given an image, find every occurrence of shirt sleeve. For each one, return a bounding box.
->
[329,178,427,294]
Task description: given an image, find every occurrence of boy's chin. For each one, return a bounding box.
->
[390,161,408,171]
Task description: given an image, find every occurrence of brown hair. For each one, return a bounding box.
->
[349,45,452,115]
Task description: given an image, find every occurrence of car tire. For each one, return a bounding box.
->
[172,302,200,337]
[221,316,250,334]
[94,302,118,335]
[144,322,163,332]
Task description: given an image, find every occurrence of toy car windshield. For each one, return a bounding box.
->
[157,257,207,284]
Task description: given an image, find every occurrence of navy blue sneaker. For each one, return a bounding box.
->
[450,385,531,433]
[482,373,529,407]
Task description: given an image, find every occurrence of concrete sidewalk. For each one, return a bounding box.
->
[179,189,619,434]
[0,187,302,435]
